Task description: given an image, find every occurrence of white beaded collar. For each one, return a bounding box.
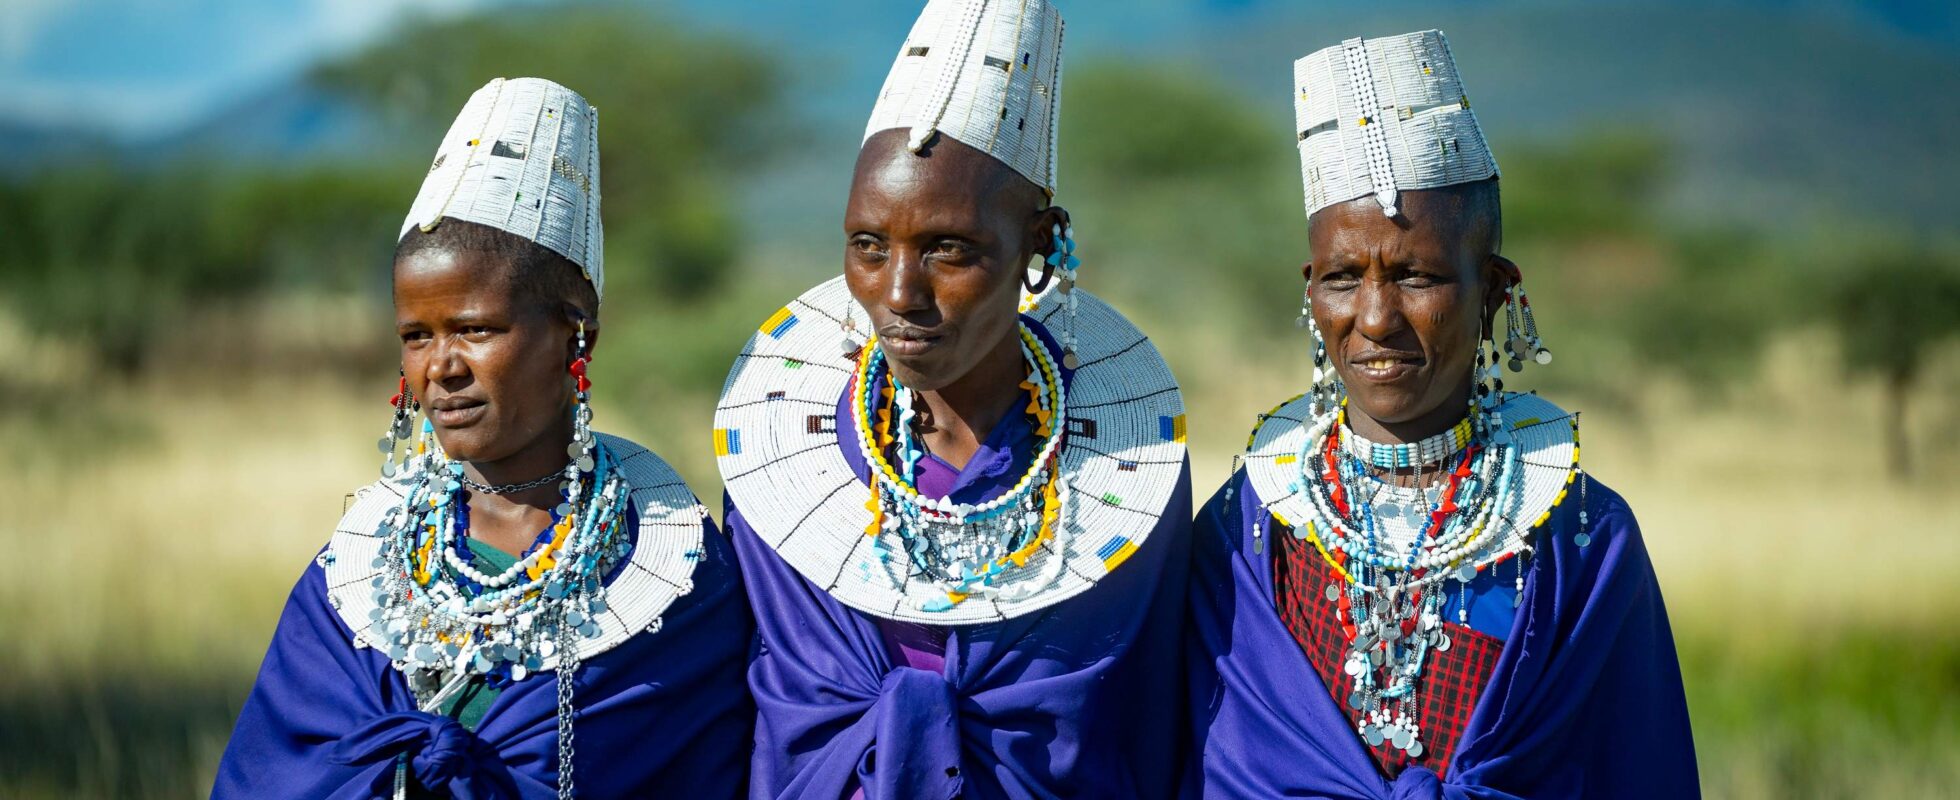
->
[714,274,1187,624]
[321,433,709,665]
[1243,392,1580,561]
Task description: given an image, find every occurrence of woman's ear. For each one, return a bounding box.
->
[1482,255,1522,336]
[1025,204,1071,293]
[564,304,600,361]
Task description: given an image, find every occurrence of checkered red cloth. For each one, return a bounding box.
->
[1271,527,1505,780]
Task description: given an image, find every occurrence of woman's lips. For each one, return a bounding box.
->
[882,335,943,357]
[1350,358,1421,383]
[432,400,486,427]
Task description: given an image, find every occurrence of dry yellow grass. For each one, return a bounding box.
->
[2,313,1955,798]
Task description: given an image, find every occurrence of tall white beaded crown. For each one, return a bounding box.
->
[1295,30,1497,219]
[864,0,1065,195]
[401,77,605,299]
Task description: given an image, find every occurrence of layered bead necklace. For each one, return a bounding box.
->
[851,322,1071,612]
[1282,404,1531,759]
[366,396,624,800]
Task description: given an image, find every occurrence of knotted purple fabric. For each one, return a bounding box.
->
[327,711,520,798]
[1186,472,1700,798]
[213,514,753,799]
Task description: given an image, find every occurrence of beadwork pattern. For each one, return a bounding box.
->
[714,272,1184,624]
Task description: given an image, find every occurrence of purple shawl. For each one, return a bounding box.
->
[213,515,753,799]
[727,389,1193,799]
[1186,472,1698,799]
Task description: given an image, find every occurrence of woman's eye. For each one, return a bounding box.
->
[401,331,430,343]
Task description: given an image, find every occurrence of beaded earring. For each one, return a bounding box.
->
[563,320,597,513]
[378,368,419,478]
[840,300,864,359]
[1298,287,1342,417]
[1048,222,1081,369]
[1501,277,1551,372]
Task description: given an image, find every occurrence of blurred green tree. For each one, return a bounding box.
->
[1820,245,1960,475]
[311,6,784,302]
[0,7,785,375]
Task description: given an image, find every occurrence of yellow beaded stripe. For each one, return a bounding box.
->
[851,327,1067,605]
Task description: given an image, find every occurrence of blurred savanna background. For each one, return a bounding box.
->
[3,0,1958,796]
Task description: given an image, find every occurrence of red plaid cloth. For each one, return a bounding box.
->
[1271,526,1505,780]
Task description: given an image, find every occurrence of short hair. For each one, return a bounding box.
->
[394,218,599,321]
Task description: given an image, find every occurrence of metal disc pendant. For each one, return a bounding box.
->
[1347,691,1364,710]
[1406,740,1424,759]
[1062,351,1081,370]
[377,436,395,454]
[1364,726,1385,747]
[1574,532,1592,548]
[1325,584,1341,602]
[1457,565,1477,582]
[1507,358,1524,373]
[1535,349,1554,365]
[1392,728,1412,750]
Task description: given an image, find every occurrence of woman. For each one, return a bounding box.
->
[1185,31,1698,797]
[712,2,1193,796]
[214,77,751,799]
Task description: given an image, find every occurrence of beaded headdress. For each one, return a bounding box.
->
[1295,30,1497,219]
[864,0,1065,195]
[400,77,605,299]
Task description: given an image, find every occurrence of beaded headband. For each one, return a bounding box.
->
[713,273,1186,624]
[864,0,1065,195]
[401,77,606,299]
[1295,30,1498,219]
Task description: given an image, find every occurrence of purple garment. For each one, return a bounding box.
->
[213,514,754,799]
[1186,471,1699,799]
[728,358,1194,799]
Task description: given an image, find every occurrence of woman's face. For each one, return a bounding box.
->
[842,128,1060,392]
[1306,187,1506,437]
[394,247,577,465]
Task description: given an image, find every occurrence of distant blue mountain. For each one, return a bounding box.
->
[4,0,1955,232]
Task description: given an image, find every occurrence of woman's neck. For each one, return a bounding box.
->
[911,327,1027,471]
[460,411,575,555]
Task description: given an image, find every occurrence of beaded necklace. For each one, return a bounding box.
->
[850,322,1070,612]
[367,416,628,707]
[1281,406,1532,758]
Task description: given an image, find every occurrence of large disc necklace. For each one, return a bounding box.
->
[850,322,1071,612]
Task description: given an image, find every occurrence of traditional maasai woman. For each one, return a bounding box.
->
[214,78,751,799]
[1186,31,1699,798]
[713,2,1192,797]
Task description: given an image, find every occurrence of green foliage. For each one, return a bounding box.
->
[311,6,784,301]
[1820,244,1960,384]
[1059,60,1305,324]
[0,7,785,374]
[0,164,403,371]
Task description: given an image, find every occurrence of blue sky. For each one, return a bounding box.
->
[0,0,487,135]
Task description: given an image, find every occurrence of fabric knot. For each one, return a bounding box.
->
[1389,763,1443,799]
[329,710,516,797]
[863,667,964,800]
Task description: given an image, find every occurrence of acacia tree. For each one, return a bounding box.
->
[1822,245,1960,476]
